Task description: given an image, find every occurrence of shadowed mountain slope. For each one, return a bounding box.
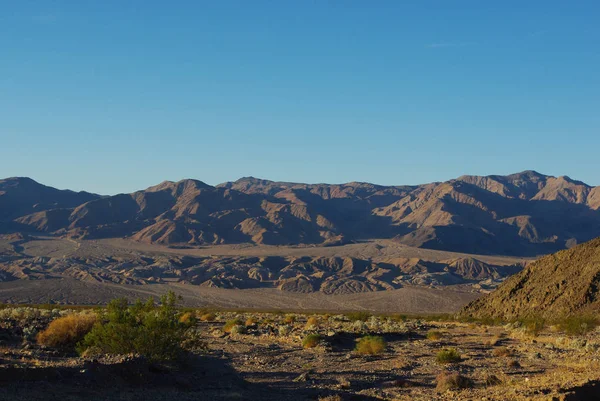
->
[0,177,99,222]
[461,237,600,319]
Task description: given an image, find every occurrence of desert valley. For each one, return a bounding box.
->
[1,172,600,400]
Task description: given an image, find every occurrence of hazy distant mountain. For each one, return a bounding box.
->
[0,177,99,226]
[2,171,600,256]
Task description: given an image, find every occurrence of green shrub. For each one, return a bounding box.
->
[436,348,461,364]
[37,313,97,349]
[223,319,244,333]
[557,315,599,336]
[355,335,386,355]
[77,292,186,362]
[302,334,321,348]
[346,311,371,322]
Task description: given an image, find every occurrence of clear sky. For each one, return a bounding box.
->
[1,1,599,195]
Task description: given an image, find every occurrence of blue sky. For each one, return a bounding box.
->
[1,1,599,194]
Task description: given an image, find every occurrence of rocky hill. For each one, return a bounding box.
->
[0,177,99,225]
[2,171,600,256]
[461,237,600,319]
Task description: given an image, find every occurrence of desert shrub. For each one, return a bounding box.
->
[223,319,244,333]
[521,317,545,336]
[426,330,443,341]
[557,316,599,336]
[245,317,257,326]
[302,334,321,348]
[390,314,407,323]
[305,316,319,329]
[346,311,371,322]
[283,315,296,324]
[278,325,292,336]
[199,312,216,322]
[22,326,39,342]
[230,325,246,335]
[37,313,97,349]
[436,372,472,392]
[436,348,461,364]
[78,292,186,362]
[355,335,386,355]
[181,328,207,352]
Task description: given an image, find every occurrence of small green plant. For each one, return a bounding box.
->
[355,335,386,355]
[426,330,443,341]
[77,291,186,362]
[346,311,371,322]
[436,348,461,364]
[283,314,296,324]
[557,315,599,336]
[302,334,321,348]
[223,319,244,333]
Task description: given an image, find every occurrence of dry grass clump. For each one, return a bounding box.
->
[37,313,97,349]
[302,334,321,349]
[223,319,244,333]
[435,371,472,392]
[178,312,195,325]
[426,330,443,341]
[305,316,319,329]
[283,314,296,324]
[355,335,386,355]
[436,348,461,364]
[199,312,216,322]
[245,317,257,326]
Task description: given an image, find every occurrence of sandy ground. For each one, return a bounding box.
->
[0,279,478,313]
[1,311,599,400]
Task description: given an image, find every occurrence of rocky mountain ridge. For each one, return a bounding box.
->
[2,171,599,256]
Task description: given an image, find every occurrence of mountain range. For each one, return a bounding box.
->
[2,170,600,256]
